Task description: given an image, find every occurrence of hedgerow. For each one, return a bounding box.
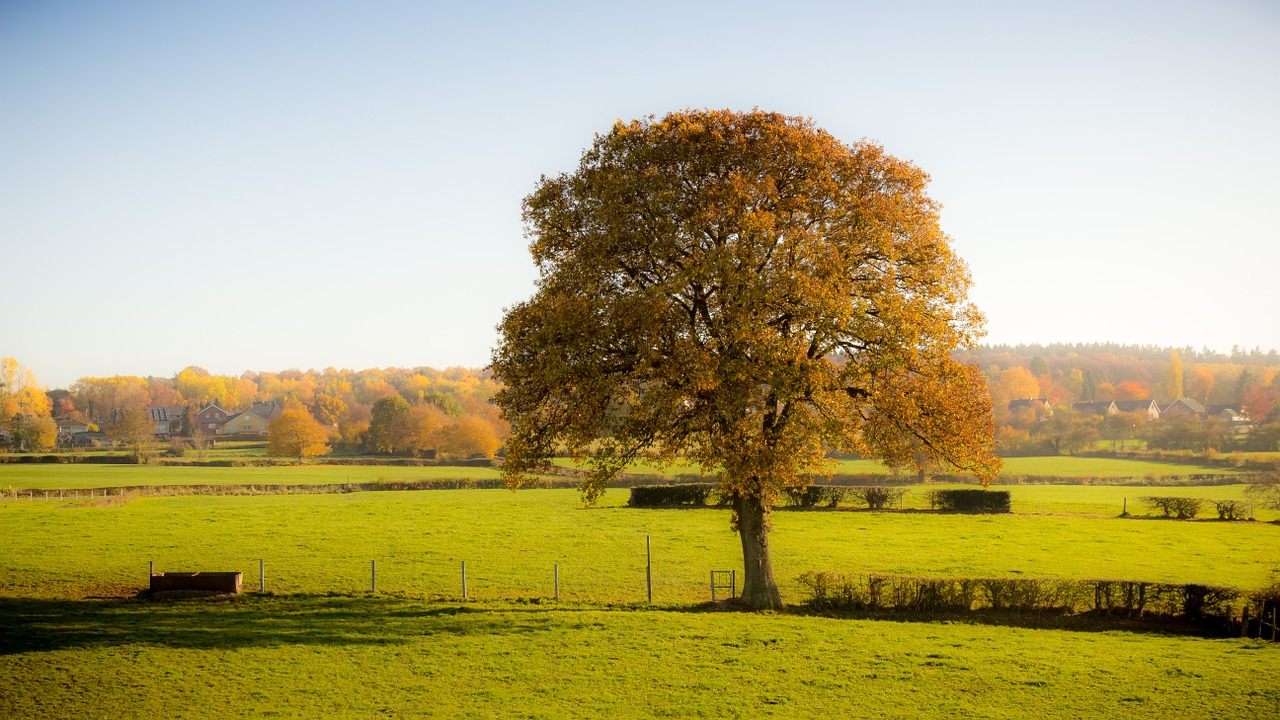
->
[796,571,1243,631]
[1140,496,1204,519]
[847,486,908,509]
[926,489,1012,513]
[628,484,717,507]
[782,486,846,508]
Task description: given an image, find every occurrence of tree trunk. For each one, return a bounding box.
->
[733,491,783,611]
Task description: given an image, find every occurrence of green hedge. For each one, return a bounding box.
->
[783,486,846,508]
[847,486,908,509]
[628,484,717,507]
[927,489,1012,513]
[1140,496,1203,519]
[797,571,1243,632]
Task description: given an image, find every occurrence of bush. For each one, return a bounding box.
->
[628,484,715,507]
[928,489,1012,513]
[847,486,908,509]
[798,571,1242,629]
[1140,496,1204,519]
[1211,499,1247,521]
[783,486,846,508]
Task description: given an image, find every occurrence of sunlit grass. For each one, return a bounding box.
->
[3,488,1275,602]
[1,596,1276,720]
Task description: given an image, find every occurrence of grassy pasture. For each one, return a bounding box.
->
[2,596,1276,720]
[3,488,1275,601]
[3,478,1278,719]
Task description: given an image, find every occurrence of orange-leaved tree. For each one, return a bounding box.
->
[267,407,331,460]
[491,109,1000,610]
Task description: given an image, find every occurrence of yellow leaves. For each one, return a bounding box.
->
[1,357,51,419]
[497,108,999,503]
[267,408,330,459]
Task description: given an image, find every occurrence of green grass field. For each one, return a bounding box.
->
[2,596,1276,719]
[2,468,1278,719]
[3,487,1275,600]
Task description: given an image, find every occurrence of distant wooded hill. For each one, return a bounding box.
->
[957,343,1280,416]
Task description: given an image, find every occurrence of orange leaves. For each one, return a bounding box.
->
[267,408,330,459]
[496,108,999,499]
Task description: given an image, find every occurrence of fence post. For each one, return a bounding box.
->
[646,535,652,604]
[554,564,559,601]
[371,560,377,594]
[462,561,467,600]
[149,560,154,578]
[259,558,265,593]
[710,570,716,603]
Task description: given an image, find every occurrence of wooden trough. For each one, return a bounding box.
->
[150,571,242,594]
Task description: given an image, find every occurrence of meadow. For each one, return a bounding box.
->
[2,596,1275,719]
[1,462,1277,718]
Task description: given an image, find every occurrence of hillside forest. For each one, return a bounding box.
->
[3,343,1280,459]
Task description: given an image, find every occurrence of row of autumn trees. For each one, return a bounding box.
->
[9,342,1280,459]
[963,344,1280,455]
[4,359,507,458]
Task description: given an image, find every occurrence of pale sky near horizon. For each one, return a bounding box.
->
[2,0,1277,389]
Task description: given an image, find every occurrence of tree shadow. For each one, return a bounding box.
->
[0,595,562,656]
[785,606,1232,637]
[2,592,1233,658]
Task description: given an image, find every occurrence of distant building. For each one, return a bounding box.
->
[1072,401,1118,416]
[1206,404,1247,423]
[1114,399,1160,421]
[1008,398,1052,413]
[250,400,285,422]
[193,404,231,435]
[1161,398,1206,419]
[55,417,89,441]
[221,410,270,435]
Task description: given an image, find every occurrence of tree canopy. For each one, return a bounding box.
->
[492,109,999,610]
[267,407,332,459]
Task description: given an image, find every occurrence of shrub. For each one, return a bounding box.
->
[797,571,1242,630]
[628,484,715,507]
[783,486,846,508]
[928,489,1012,513]
[1140,496,1203,519]
[1212,499,1247,521]
[847,486,908,509]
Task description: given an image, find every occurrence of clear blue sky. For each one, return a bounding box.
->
[3,0,1277,389]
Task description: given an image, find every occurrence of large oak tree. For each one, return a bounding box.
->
[492,109,1000,610]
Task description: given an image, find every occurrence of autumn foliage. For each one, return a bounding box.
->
[267,408,331,459]
[493,109,998,609]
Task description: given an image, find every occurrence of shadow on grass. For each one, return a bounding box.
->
[784,605,1236,638]
[0,594,567,655]
[1,591,1235,657]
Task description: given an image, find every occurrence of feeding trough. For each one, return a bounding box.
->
[149,571,242,594]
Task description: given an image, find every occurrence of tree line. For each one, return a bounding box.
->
[962,346,1280,455]
[2,359,507,459]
